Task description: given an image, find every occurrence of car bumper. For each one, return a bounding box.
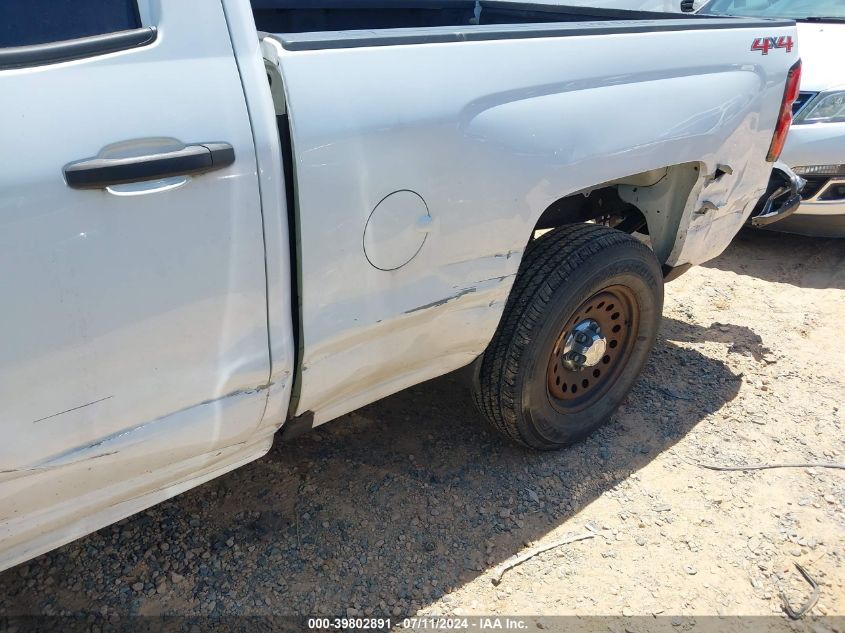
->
[760,200,845,237]
[771,121,845,237]
[747,162,805,227]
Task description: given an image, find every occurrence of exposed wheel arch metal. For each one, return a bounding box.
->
[532,163,704,265]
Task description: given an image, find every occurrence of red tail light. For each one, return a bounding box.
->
[766,59,802,162]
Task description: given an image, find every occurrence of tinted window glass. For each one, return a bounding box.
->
[699,0,845,19]
[0,1,141,48]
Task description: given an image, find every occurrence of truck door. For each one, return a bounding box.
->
[0,0,272,561]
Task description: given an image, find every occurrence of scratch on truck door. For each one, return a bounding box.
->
[31,396,114,424]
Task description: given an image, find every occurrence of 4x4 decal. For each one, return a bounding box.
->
[752,36,794,55]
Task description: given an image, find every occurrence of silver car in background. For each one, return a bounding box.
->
[699,0,845,237]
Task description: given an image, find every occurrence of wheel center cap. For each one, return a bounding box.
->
[561,319,606,370]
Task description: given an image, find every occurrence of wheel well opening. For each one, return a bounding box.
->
[533,186,649,236]
[531,163,703,266]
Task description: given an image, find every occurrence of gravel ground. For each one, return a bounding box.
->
[1,228,843,622]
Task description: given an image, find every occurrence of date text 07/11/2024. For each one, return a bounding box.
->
[307,617,530,630]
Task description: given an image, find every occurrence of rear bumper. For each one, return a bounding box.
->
[750,191,802,227]
[747,163,806,227]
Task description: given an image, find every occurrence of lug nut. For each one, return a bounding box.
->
[565,351,587,366]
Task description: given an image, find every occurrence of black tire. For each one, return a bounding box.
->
[472,223,663,450]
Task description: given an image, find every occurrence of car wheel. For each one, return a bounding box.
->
[473,223,664,450]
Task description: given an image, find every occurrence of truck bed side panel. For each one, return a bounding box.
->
[273,23,797,423]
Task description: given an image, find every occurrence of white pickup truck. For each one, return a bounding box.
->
[0,0,800,571]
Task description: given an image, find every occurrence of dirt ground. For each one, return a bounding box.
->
[1,228,844,623]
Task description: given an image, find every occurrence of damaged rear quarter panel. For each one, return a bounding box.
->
[270,23,795,425]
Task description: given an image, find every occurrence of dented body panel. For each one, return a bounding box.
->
[0,0,798,571]
[0,0,295,572]
[265,19,797,425]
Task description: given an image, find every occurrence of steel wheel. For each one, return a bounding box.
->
[546,285,640,411]
[472,224,663,450]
